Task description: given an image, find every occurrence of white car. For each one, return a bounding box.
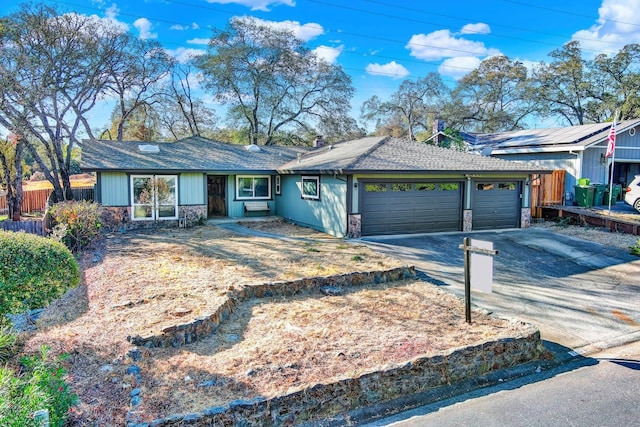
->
[624,175,640,213]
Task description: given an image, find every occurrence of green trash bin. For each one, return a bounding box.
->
[613,184,622,201]
[574,185,595,207]
[592,184,606,206]
[604,184,623,204]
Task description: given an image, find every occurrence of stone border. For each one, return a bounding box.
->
[128,327,545,426]
[128,267,416,349]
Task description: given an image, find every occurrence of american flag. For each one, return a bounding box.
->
[605,121,616,157]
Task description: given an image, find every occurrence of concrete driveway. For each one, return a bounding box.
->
[361,228,640,353]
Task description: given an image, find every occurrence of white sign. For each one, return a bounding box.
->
[470,239,493,293]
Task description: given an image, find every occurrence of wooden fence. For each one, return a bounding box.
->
[0,219,45,236]
[0,186,94,215]
[531,170,565,218]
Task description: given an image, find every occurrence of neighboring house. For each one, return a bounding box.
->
[467,119,640,200]
[81,136,548,237]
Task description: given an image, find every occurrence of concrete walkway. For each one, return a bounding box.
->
[360,228,640,355]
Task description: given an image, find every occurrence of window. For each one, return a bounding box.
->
[365,183,387,192]
[236,176,271,200]
[275,175,281,195]
[416,183,436,191]
[499,182,516,190]
[476,183,494,191]
[131,175,178,221]
[301,176,320,200]
[440,183,460,191]
[391,183,411,192]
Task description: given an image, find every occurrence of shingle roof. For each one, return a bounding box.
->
[81,136,308,172]
[81,135,548,175]
[278,137,549,174]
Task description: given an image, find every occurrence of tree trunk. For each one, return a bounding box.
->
[0,140,24,221]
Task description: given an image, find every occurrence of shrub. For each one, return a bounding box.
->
[0,327,16,363]
[49,201,101,252]
[0,346,77,427]
[0,230,80,325]
[631,239,640,257]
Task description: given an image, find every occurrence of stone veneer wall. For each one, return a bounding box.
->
[520,207,531,228]
[129,267,416,348]
[127,326,544,427]
[100,205,207,231]
[347,214,362,238]
[463,209,472,231]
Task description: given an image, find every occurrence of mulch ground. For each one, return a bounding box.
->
[16,220,534,425]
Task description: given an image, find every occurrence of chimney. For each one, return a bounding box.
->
[313,135,324,148]
[432,119,444,135]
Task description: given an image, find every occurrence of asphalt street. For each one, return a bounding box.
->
[361,227,640,353]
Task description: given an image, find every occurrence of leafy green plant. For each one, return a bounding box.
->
[554,216,580,227]
[0,230,80,326]
[0,346,77,427]
[351,255,364,262]
[49,200,102,252]
[631,239,640,257]
[0,327,16,363]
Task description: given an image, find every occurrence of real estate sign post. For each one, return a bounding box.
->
[460,238,498,324]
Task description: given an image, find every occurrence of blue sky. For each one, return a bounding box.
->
[2,0,639,128]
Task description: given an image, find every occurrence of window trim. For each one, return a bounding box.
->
[235,175,272,200]
[301,175,320,200]
[275,175,281,195]
[130,174,179,221]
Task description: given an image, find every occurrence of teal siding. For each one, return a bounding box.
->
[227,175,276,218]
[278,175,347,237]
[99,172,129,206]
[179,173,206,205]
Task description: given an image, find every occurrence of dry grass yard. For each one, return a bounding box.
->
[18,220,533,425]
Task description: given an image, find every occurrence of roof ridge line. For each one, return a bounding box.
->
[344,136,390,170]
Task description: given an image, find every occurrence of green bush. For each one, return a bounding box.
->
[49,201,101,253]
[0,230,80,325]
[631,239,640,257]
[0,345,77,427]
[0,327,16,363]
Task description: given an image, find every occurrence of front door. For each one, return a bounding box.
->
[207,176,226,217]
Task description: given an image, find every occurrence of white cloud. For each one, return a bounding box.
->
[365,61,410,79]
[313,45,343,64]
[206,0,294,12]
[460,22,491,35]
[105,3,119,20]
[134,17,157,40]
[239,16,323,41]
[187,38,210,45]
[438,56,482,80]
[63,6,128,35]
[571,0,640,54]
[406,29,498,60]
[165,47,206,63]
[171,22,200,31]
[84,4,128,33]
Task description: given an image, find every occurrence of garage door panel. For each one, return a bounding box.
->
[472,181,521,230]
[361,181,462,236]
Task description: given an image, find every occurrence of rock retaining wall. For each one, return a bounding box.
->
[100,205,207,231]
[128,326,544,426]
[128,267,416,348]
